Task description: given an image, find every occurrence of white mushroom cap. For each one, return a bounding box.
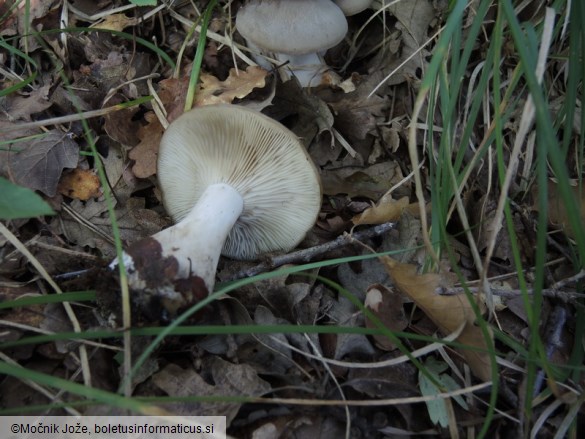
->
[334,0,374,16]
[157,104,322,260]
[236,0,347,55]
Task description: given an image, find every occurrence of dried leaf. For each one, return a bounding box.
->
[58,168,101,200]
[380,256,493,381]
[534,180,585,239]
[352,194,415,225]
[195,66,268,106]
[91,13,138,32]
[57,197,168,258]
[152,358,270,422]
[1,84,53,121]
[381,0,436,86]
[9,130,79,196]
[128,112,164,179]
[321,162,404,199]
[158,77,190,123]
[322,72,387,141]
[365,284,408,351]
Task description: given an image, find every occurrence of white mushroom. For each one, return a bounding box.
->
[334,0,374,16]
[236,0,348,87]
[111,105,321,310]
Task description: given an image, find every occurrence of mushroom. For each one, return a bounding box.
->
[333,0,374,16]
[111,105,321,313]
[236,0,348,87]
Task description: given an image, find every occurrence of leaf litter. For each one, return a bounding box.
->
[0,1,581,437]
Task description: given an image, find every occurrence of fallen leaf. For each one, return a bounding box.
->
[321,162,404,199]
[365,284,408,351]
[268,79,335,144]
[195,66,268,106]
[152,358,270,422]
[2,84,53,121]
[352,193,417,225]
[158,77,190,123]
[9,130,79,197]
[128,112,164,179]
[58,168,101,200]
[380,256,493,381]
[90,13,138,32]
[57,196,168,258]
[320,72,388,142]
[380,0,436,86]
[533,180,585,239]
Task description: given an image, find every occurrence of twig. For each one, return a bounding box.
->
[533,305,567,396]
[444,269,585,302]
[226,222,396,281]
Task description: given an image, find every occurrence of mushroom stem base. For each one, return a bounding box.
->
[113,183,244,297]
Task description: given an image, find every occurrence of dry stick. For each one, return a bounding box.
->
[226,222,396,281]
[1,99,150,132]
[533,305,567,397]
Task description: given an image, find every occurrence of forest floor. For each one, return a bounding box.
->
[1,1,584,438]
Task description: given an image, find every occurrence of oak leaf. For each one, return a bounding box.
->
[381,256,493,381]
[128,112,164,179]
[194,66,268,106]
[9,130,79,197]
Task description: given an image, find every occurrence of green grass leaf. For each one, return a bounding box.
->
[129,0,157,6]
[0,177,55,219]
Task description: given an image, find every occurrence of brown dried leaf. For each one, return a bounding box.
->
[380,256,493,381]
[195,66,268,106]
[158,77,190,123]
[365,284,408,351]
[57,197,168,258]
[128,112,164,179]
[321,72,388,141]
[1,84,53,121]
[381,0,436,86]
[90,13,138,32]
[58,168,101,200]
[321,162,404,199]
[534,180,585,239]
[352,194,419,225]
[9,130,79,196]
[152,358,270,423]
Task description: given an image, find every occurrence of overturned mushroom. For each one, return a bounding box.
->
[111,105,321,314]
[236,0,347,87]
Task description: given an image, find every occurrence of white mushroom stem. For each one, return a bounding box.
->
[112,183,244,294]
[274,52,329,87]
[246,39,328,87]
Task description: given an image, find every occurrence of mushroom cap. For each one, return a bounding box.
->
[236,0,348,55]
[334,0,373,16]
[157,104,322,260]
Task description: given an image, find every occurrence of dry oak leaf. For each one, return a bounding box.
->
[129,112,164,179]
[9,130,79,197]
[195,66,268,106]
[381,256,493,381]
[353,194,412,225]
[58,168,101,200]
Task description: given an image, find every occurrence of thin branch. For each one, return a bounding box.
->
[225,222,396,281]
